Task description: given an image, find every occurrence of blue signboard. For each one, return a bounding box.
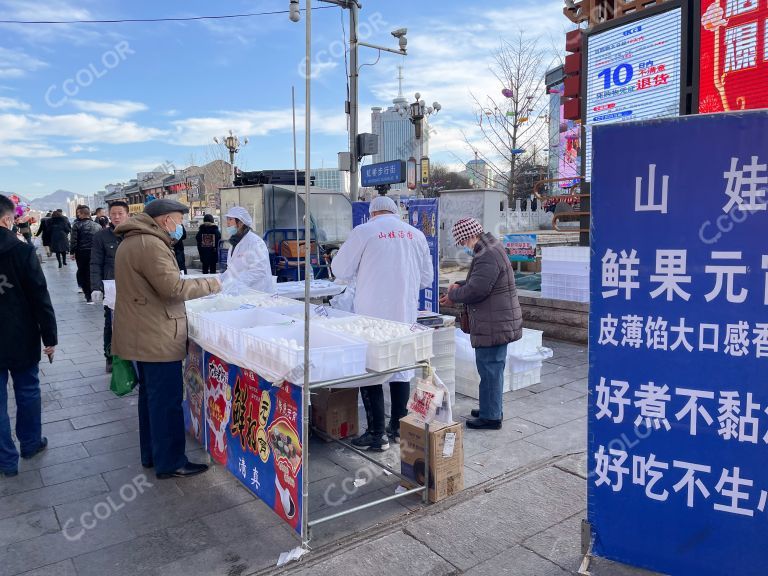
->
[408,199,440,313]
[503,234,537,262]
[361,160,406,188]
[590,111,768,575]
[352,202,370,228]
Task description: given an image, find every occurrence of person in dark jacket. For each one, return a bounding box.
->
[173,224,188,274]
[70,205,101,303]
[48,209,71,268]
[0,194,57,477]
[90,201,129,372]
[440,217,523,431]
[35,212,53,257]
[94,207,109,229]
[195,215,221,274]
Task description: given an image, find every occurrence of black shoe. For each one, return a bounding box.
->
[156,462,208,479]
[385,423,400,444]
[1,469,18,477]
[106,358,113,374]
[351,431,390,452]
[471,409,480,418]
[142,462,154,469]
[21,437,48,459]
[466,418,502,430]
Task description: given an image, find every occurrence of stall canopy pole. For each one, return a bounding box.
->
[301,0,312,551]
[292,86,300,276]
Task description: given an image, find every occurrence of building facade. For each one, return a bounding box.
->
[462,159,495,189]
[310,168,350,196]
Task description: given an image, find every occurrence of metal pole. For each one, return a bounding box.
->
[348,1,359,202]
[308,486,426,527]
[301,0,312,551]
[292,86,300,276]
[229,149,236,185]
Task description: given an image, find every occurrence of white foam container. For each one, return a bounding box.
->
[270,304,355,322]
[241,324,367,383]
[323,317,433,373]
[541,246,589,262]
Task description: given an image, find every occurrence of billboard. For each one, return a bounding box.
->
[590,111,768,575]
[503,234,537,262]
[698,0,768,113]
[584,5,684,180]
[559,105,582,188]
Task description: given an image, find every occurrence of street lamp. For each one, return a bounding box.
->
[395,92,441,196]
[214,130,248,185]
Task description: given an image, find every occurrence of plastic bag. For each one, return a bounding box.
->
[110,356,138,397]
[407,374,445,423]
[329,278,355,312]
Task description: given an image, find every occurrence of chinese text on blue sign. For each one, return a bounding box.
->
[361,160,406,188]
[503,234,537,262]
[590,111,768,576]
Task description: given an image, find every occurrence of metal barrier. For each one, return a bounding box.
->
[533,178,590,234]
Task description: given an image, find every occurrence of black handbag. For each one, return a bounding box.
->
[460,305,470,334]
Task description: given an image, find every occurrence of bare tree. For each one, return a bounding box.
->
[427,162,472,197]
[465,32,551,203]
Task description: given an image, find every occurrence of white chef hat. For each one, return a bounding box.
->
[225,206,254,228]
[369,195,399,216]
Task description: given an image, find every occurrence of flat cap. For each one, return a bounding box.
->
[144,198,189,218]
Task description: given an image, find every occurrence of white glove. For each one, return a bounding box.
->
[91,291,103,304]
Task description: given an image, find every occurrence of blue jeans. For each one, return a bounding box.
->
[136,361,188,474]
[475,344,508,421]
[0,365,43,473]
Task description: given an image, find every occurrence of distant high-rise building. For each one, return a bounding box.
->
[310,168,350,196]
[370,67,429,192]
[463,159,495,189]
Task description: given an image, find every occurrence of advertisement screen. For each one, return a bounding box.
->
[559,105,582,188]
[585,7,683,180]
[699,0,768,113]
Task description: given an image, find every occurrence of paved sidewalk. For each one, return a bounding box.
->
[1,257,656,576]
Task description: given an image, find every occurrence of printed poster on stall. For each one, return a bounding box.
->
[503,234,537,262]
[183,350,304,533]
[407,199,440,314]
[590,111,768,575]
[699,0,768,113]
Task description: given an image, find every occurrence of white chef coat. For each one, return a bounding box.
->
[331,213,433,325]
[222,230,274,294]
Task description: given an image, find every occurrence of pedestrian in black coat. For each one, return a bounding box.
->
[0,194,57,476]
[35,212,53,257]
[47,210,71,267]
[70,206,101,303]
[195,215,221,274]
[173,224,188,273]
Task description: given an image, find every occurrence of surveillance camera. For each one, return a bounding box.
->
[398,36,407,51]
[391,28,407,38]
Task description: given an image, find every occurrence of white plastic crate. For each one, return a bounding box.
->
[541,246,589,262]
[505,367,542,392]
[241,324,367,383]
[430,354,455,373]
[432,337,456,358]
[541,260,589,275]
[190,309,292,357]
[541,273,589,290]
[270,304,355,322]
[323,317,433,372]
[541,285,590,303]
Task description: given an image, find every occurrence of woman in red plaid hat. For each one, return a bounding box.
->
[440,217,523,430]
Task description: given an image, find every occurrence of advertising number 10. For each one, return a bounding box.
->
[598,63,634,89]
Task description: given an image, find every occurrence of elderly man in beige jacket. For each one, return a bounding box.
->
[113,199,220,479]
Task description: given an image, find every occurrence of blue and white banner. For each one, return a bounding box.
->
[590,111,768,575]
[407,199,440,313]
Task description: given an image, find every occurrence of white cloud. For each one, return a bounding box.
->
[45,158,116,170]
[0,0,110,45]
[69,145,99,153]
[0,157,18,166]
[71,100,148,118]
[0,141,66,159]
[171,108,347,146]
[0,96,28,110]
[0,47,47,78]
[0,112,167,144]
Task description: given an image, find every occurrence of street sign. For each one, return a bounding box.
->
[360,160,406,188]
[420,157,430,186]
[406,157,417,191]
[590,111,768,576]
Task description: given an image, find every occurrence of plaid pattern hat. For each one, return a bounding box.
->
[452,217,484,245]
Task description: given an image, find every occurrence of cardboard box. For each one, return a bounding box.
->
[281,240,317,259]
[400,414,464,503]
[311,388,359,440]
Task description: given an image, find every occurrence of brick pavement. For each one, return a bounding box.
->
[0,256,657,576]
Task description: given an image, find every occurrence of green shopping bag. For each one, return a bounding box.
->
[110,356,138,397]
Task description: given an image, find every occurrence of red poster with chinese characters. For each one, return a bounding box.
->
[205,354,231,465]
[699,0,768,112]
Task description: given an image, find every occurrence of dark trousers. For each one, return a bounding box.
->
[200,252,217,275]
[175,251,187,274]
[360,381,411,436]
[103,307,112,359]
[75,250,92,298]
[0,365,42,473]
[55,252,68,267]
[136,361,188,474]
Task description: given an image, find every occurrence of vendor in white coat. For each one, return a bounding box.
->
[332,195,433,451]
[221,206,274,294]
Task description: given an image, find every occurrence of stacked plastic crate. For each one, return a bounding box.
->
[430,317,457,406]
[540,246,590,303]
[455,328,551,399]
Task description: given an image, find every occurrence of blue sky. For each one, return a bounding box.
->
[0,0,567,198]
